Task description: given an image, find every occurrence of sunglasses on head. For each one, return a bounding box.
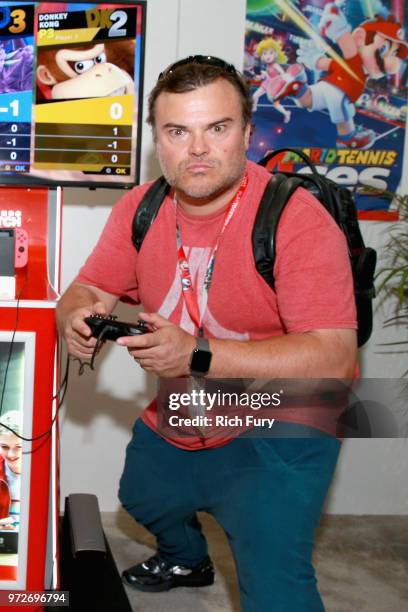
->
[158,55,237,80]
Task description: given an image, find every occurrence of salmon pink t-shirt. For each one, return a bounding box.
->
[76,161,357,449]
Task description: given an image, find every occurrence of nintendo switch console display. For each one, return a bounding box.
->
[0,1,145,188]
[0,228,29,271]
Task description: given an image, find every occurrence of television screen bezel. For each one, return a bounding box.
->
[0,0,146,190]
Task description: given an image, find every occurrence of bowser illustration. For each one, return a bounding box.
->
[273,2,408,149]
[36,40,134,100]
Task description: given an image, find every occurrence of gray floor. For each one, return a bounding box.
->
[102,511,408,612]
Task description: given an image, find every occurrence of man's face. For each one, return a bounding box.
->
[153,79,250,203]
[0,434,22,474]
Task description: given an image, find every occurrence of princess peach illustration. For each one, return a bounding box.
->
[252,37,296,123]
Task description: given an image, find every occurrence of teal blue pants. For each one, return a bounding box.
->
[119,419,340,611]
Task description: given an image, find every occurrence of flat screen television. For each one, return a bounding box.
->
[0,1,146,188]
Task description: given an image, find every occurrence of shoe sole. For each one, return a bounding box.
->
[122,575,215,593]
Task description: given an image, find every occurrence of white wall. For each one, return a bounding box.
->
[58,0,408,514]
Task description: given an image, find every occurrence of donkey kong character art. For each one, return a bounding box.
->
[36,40,134,100]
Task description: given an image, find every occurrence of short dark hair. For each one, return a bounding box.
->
[147,56,252,128]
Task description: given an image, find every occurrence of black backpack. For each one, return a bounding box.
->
[131,148,376,347]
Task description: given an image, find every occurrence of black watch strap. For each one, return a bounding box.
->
[196,337,209,352]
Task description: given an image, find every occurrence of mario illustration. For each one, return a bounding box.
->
[275,3,408,149]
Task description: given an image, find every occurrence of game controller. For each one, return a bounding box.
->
[15,228,28,268]
[84,314,149,340]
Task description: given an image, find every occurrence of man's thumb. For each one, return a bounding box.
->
[93,301,107,316]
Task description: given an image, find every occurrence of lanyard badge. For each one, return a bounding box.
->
[175,173,248,338]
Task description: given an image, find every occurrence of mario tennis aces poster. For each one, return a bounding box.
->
[245,0,408,218]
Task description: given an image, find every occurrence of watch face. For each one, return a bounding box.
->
[190,349,212,374]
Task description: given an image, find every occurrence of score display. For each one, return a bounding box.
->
[0,1,145,188]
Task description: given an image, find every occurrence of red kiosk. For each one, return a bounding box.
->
[0,1,145,608]
[0,187,61,607]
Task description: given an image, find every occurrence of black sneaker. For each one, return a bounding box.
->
[122,553,215,592]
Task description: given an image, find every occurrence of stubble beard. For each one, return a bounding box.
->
[157,149,247,202]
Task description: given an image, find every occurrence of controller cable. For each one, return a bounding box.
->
[0,281,69,442]
[70,325,110,373]
[0,308,112,441]
[0,348,69,443]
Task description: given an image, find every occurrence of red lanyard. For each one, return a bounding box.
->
[175,173,248,337]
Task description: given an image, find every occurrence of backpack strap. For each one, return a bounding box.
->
[132,176,171,251]
[252,173,304,291]
[259,148,340,224]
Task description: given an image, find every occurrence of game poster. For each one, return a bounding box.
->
[244,0,408,219]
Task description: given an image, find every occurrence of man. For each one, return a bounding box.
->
[57,55,357,611]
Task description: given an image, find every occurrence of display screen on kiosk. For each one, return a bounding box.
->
[0,333,34,587]
[0,1,145,188]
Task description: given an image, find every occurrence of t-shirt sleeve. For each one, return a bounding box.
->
[274,187,357,333]
[75,188,140,303]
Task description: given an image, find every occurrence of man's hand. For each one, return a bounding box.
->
[57,282,119,361]
[117,312,196,378]
[59,300,107,361]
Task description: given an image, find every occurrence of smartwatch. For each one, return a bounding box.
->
[189,337,212,377]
